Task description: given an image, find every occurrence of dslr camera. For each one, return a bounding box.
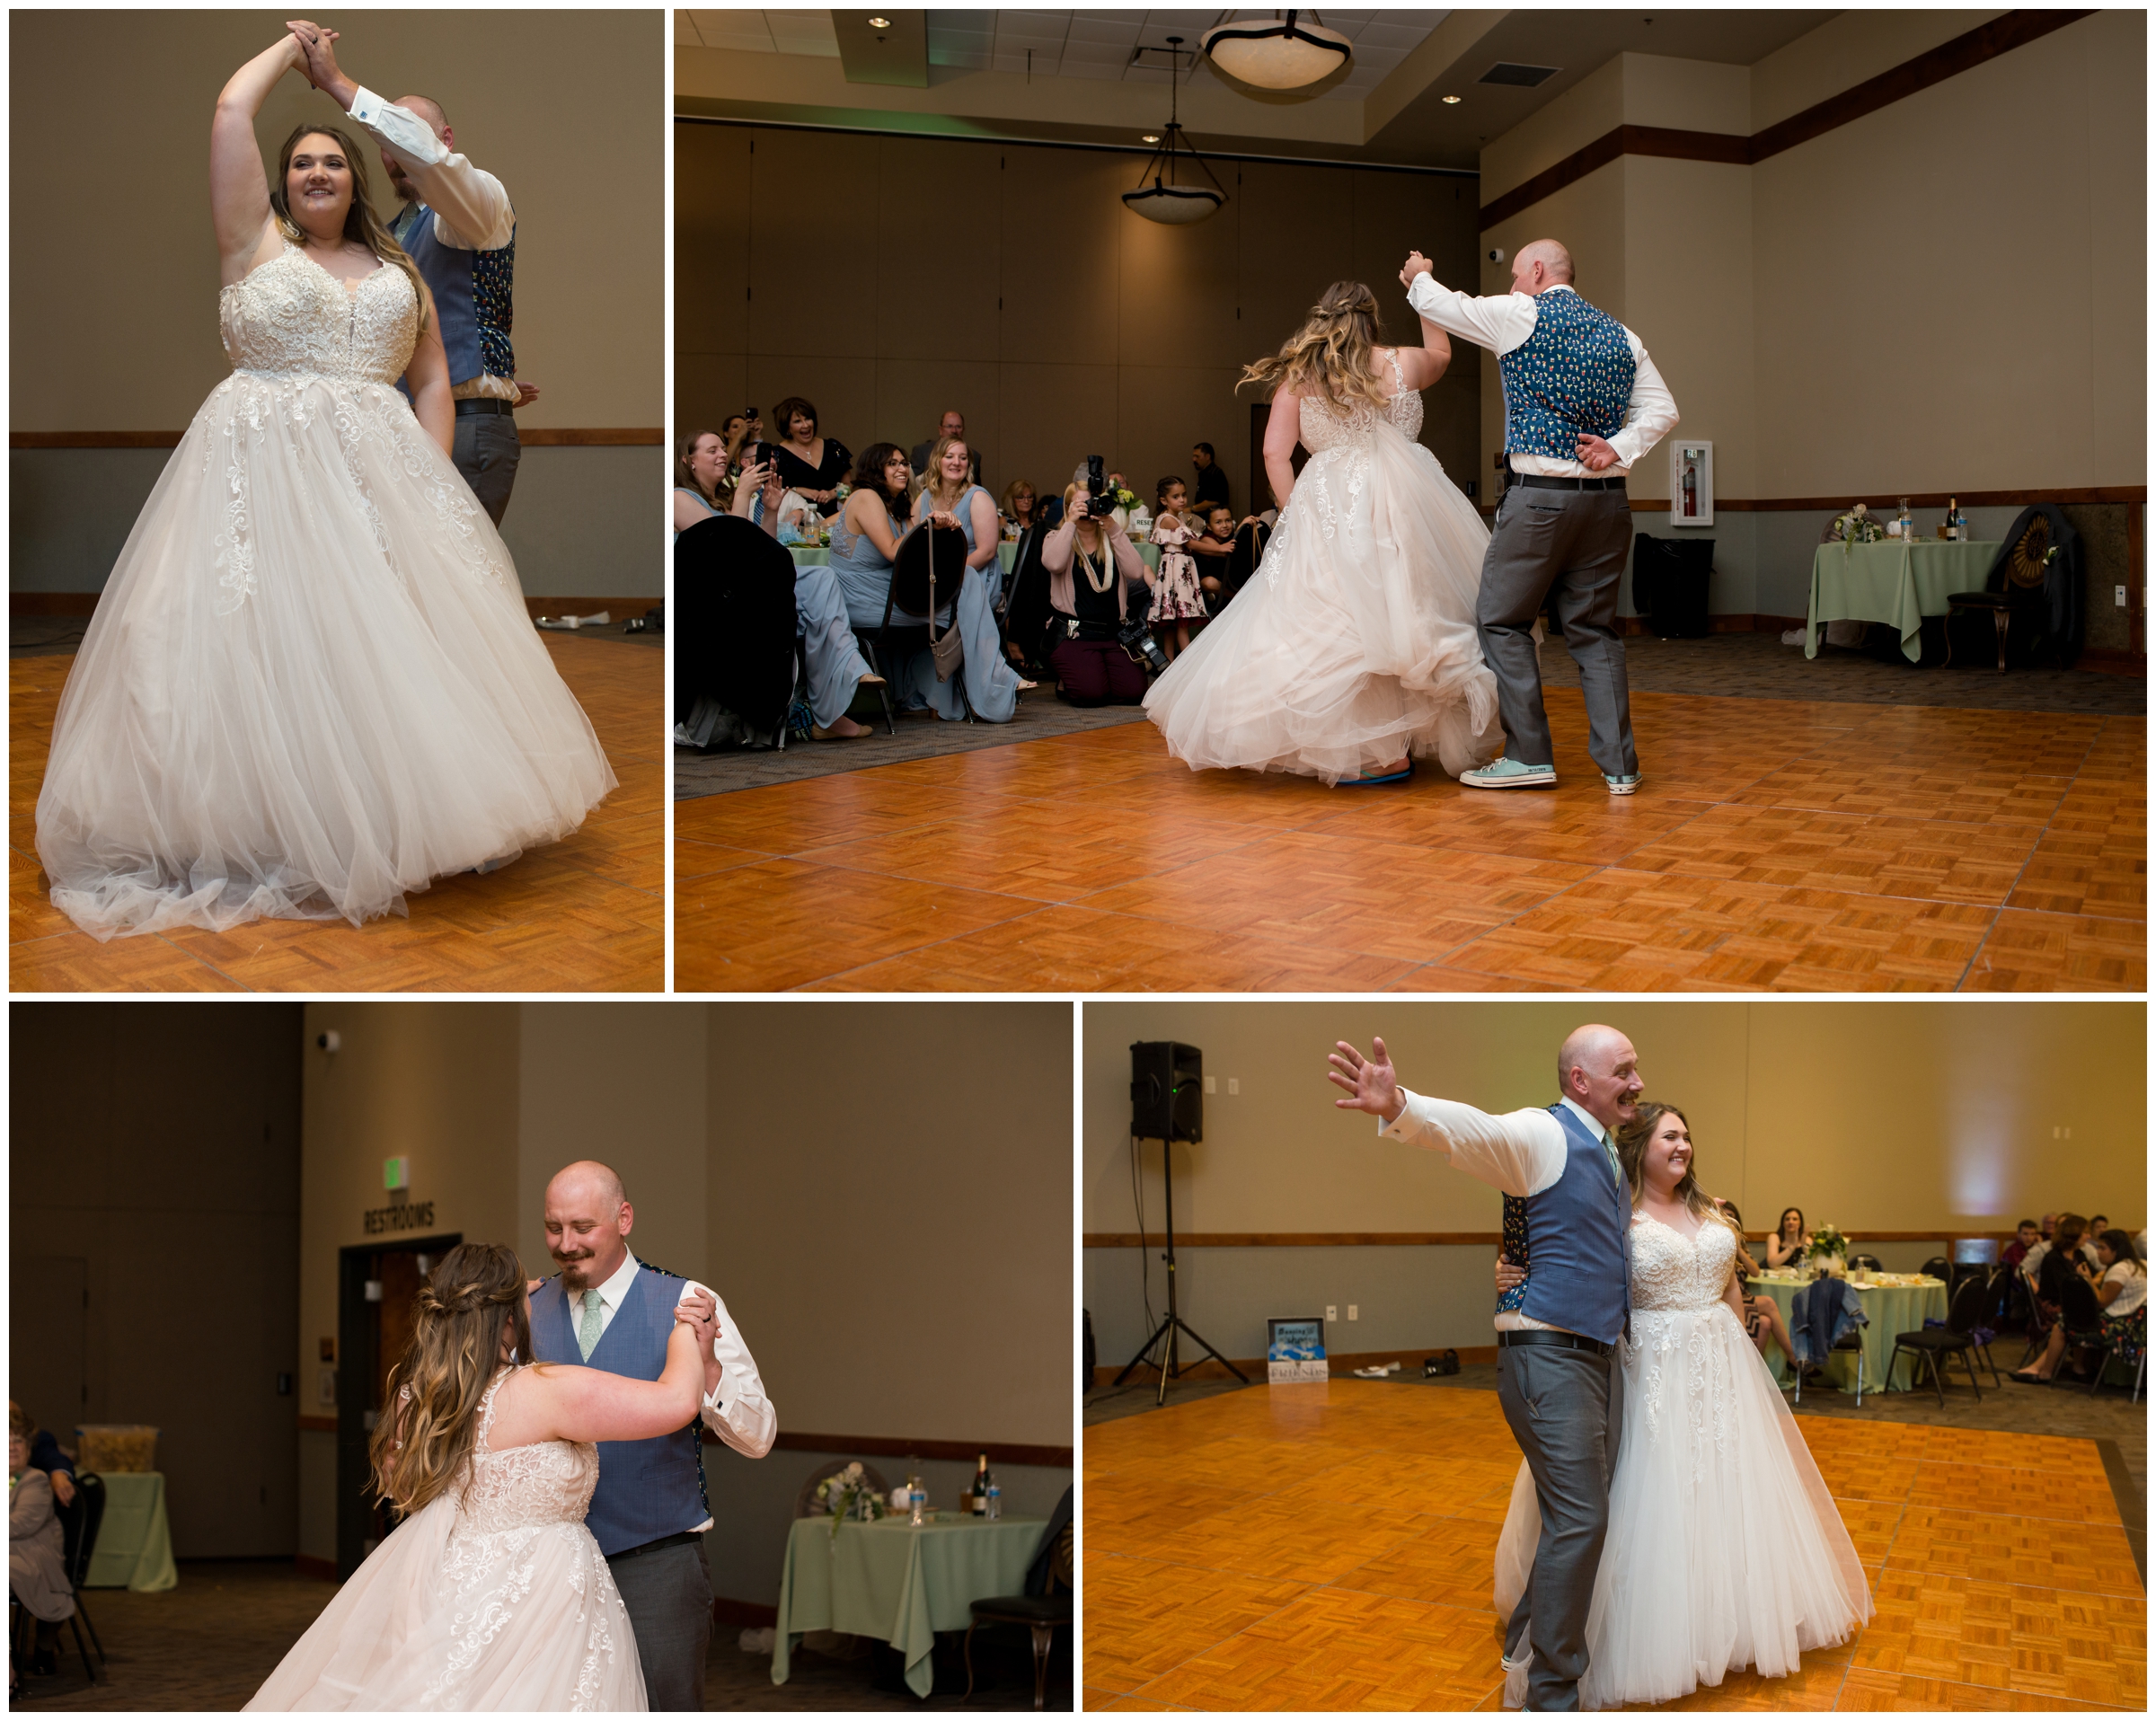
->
[1084,455,1118,519]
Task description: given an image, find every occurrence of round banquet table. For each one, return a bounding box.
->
[81,1470,179,1591]
[1748,1274,1948,1394]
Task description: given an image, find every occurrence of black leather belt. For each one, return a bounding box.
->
[607,1530,700,1562]
[1518,472,1624,492]
[455,398,514,418]
[1499,1328,1614,1358]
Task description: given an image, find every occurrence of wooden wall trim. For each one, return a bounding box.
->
[1087,1229,2025,1249]
[296,1414,337,1434]
[710,1429,1074,1468]
[1479,10,2094,228]
[12,428,663,450]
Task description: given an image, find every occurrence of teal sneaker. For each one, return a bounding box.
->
[1604,773,1643,796]
[1461,757,1557,790]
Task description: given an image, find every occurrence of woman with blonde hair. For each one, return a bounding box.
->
[1143,278,1503,784]
[1490,1103,1872,1709]
[36,31,614,940]
[247,1242,712,1709]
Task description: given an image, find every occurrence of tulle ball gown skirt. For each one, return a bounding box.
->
[1143,419,1503,784]
[33,371,618,939]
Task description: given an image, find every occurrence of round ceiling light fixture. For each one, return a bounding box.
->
[1142,132,1161,143]
[1441,94,1462,104]
[1124,38,1226,225]
[867,14,890,28]
[1200,10,1353,93]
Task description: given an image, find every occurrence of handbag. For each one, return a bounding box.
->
[925,528,964,683]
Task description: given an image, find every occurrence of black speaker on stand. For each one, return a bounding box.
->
[1116,1041,1249,1406]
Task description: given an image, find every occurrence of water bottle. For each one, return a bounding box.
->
[908,1480,926,1527]
[985,1482,1001,1521]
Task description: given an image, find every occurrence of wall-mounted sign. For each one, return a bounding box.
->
[363,1200,437,1235]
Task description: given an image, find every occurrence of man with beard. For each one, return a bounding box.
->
[527,1161,775,1709]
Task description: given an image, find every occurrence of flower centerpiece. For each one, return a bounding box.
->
[814,1461,886,1537]
[1807,1223,1851,1276]
[1830,503,1886,555]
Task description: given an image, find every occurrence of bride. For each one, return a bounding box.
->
[1493,1105,1872,1708]
[247,1243,708,1709]
[1143,280,1503,785]
[34,34,615,940]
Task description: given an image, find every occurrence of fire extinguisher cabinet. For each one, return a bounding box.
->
[1671,440,1713,527]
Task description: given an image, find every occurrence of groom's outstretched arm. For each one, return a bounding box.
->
[1330,1037,1566,1198]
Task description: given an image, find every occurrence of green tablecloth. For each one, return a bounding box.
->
[82,1470,178,1592]
[787,542,1161,573]
[773,1514,1044,1697]
[1751,1276,1948,1394]
[1805,540,1999,660]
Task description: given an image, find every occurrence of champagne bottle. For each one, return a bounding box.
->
[1947,497,1959,542]
[971,1452,991,1515]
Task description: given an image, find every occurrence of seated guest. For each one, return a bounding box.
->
[2001,1218,2040,1270]
[2031,1212,2090,1312]
[1021,484,1151,708]
[768,395,852,516]
[717,413,750,500]
[2015,1229,2144,1384]
[915,437,1011,608]
[2089,1215,2111,1261]
[1764,1206,1812,1270]
[833,443,1026,723]
[912,408,980,490]
[674,428,747,534]
[9,1418,74,1690]
[1716,1200,1799,1369]
[1190,440,1230,514]
[1147,477,1206,662]
[4,1406,74,1510]
[1001,478,1043,540]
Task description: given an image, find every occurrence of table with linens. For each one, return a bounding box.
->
[773,1512,1045,1696]
[1804,539,1999,661]
[1748,1273,1948,1394]
[81,1470,179,1592]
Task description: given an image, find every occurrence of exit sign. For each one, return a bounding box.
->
[384,1156,410,1192]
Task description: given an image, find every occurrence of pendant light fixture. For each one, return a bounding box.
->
[1123,37,1226,225]
[1200,10,1352,93]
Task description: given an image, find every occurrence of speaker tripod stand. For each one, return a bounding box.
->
[1114,1134,1249,1406]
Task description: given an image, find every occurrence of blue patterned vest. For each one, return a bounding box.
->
[528,1262,710,1558]
[1498,288,1634,462]
[1508,1103,1633,1346]
[394,203,516,388]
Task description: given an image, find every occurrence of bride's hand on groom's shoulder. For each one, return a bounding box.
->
[1327,1036,1402,1121]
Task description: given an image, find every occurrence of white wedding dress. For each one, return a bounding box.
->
[1495,1214,1873,1709]
[247,1367,646,1711]
[34,243,616,939]
[1143,351,1504,783]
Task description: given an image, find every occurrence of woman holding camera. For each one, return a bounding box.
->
[1026,485,1152,707]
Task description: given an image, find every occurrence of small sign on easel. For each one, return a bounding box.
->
[1267,1316,1328,1384]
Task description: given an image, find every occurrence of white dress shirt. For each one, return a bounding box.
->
[561,1249,777,1538]
[346,85,519,403]
[1380,1090,1624,1336]
[1405,277,1679,480]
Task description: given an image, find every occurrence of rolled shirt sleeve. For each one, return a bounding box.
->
[1378,1088,1568,1197]
[678,1280,776,1459]
[346,85,516,252]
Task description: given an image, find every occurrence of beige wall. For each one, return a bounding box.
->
[677,121,1484,510]
[1475,13,2145,506]
[1082,1001,2146,1238]
[9,9,663,430]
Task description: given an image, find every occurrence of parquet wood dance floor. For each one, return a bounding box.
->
[1082,1382,2146,1712]
[674,686,2144,991]
[9,637,663,991]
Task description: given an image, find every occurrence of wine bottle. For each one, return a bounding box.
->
[1947,498,1959,542]
[971,1453,991,1515]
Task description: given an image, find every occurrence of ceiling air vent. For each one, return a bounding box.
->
[1478,62,1560,88]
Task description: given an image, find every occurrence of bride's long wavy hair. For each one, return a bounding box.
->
[1241,280,1391,410]
[1615,1103,1741,1237]
[270,124,430,333]
[367,1243,535,1516]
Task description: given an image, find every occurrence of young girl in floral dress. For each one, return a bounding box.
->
[1147,476,1208,661]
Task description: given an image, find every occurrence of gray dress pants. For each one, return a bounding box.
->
[1496,1342,1624,1712]
[452,410,521,527]
[1476,483,1638,778]
[606,1537,711,1710]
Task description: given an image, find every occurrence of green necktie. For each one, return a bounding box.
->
[577,1291,605,1361]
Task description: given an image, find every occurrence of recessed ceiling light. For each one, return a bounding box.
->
[868,14,890,27]
[1142,133,1162,144]
[1441,94,1462,104]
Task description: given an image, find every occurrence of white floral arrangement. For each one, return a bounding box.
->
[814,1461,885,1536]
[1807,1223,1851,1270]
[1830,503,1886,553]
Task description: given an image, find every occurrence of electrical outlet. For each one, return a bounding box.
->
[1204,1075,1216,1094]
[2117,585,2129,607]
[1228,1078,1240,1095]
[1325,1304,1337,1322]
[1348,1304,1358,1320]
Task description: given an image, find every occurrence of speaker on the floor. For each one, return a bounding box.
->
[1130,1041,1202,1143]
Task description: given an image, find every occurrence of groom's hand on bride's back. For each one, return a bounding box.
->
[1328,1036,1404,1123]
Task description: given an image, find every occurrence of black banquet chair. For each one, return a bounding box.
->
[13,1470,108,1688]
[862,524,975,728]
[1888,1272,1994,1407]
[672,514,801,749]
[1945,502,2084,672]
[964,1486,1073,1709]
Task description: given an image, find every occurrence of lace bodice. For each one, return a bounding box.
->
[1297,349,1423,453]
[218,243,418,384]
[455,1367,600,1538]
[1629,1211,1739,1312]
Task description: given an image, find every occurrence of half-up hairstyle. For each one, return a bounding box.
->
[270,125,429,333]
[849,443,912,522]
[1241,280,1390,410]
[367,1242,533,1516]
[1615,1103,1741,1239]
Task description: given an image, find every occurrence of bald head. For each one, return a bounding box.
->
[1511,238,1574,296]
[1557,1024,1643,1132]
[543,1161,632,1290]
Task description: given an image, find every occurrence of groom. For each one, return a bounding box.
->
[528,1161,777,1710]
[1330,1026,1639,1713]
[1400,241,1679,796]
